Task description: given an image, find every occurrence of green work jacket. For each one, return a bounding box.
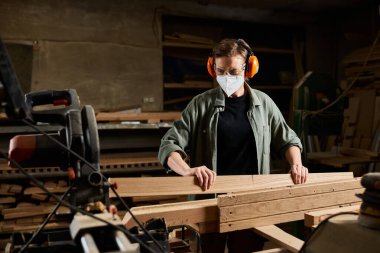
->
[158,84,302,175]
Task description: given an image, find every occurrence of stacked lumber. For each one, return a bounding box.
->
[0,184,22,214]
[218,178,362,232]
[341,46,380,151]
[342,89,380,150]
[96,111,181,123]
[0,180,71,233]
[122,173,359,233]
[342,46,380,87]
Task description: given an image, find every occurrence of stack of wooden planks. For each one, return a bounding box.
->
[218,178,362,232]
[96,111,181,123]
[342,90,380,150]
[0,180,71,233]
[121,173,362,253]
[121,173,362,252]
[341,46,380,151]
[0,184,22,215]
[307,45,380,170]
[342,46,380,88]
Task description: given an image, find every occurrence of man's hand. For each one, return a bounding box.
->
[290,164,308,184]
[167,152,216,191]
[188,166,216,191]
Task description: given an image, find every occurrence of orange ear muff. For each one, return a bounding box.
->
[245,55,259,78]
[207,57,216,78]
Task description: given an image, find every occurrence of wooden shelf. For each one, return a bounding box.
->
[162,41,212,49]
[254,47,294,54]
[255,85,293,90]
[162,15,303,114]
[163,41,294,54]
[164,82,213,89]
[164,96,194,105]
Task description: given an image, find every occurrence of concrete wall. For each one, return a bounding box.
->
[0,0,161,111]
[0,0,373,111]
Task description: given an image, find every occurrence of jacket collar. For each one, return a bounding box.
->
[213,82,262,110]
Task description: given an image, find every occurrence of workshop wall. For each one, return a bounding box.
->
[0,0,162,112]
[0,0,375,112]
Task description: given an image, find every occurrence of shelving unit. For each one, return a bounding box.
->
[161,15,305,121]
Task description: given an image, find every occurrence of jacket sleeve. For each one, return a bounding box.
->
[268,98,303,158]
[158,100,195,169]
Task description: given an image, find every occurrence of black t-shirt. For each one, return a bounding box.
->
[217,93,258,175]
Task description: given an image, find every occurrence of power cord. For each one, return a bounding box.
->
[0,152,162,253]
[18,180,77,252]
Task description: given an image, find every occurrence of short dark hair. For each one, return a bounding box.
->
[212,38,251,59]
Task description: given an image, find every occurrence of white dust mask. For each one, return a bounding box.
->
[216,75,244,97]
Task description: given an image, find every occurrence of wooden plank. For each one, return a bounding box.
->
[2,206,70,220]
[8,185,22,194]
[219,202,361,233]
[355,89,376,138]
[96,112,181,122]
[110,173,354,197]
[31,194,48,201]
[0,184,22,195]
[24,186,67,195]
[340,147,379,158]
[312,155,380,168]
[0,221,69,232]
[164,82,213,89]
[253,225,303,253]
[372,96,380,136]
[164,96,194,105]
[131,195,187,203]
[348,97,360,124]
[0,197,16,204]
[304,204,360,227]
[218,178,361,207]
[252,248,290,253]
[359,138,372,150]
[123,199,217,229]
[219,188,362,223]
[342,139,352,148]
[345,126,355,137]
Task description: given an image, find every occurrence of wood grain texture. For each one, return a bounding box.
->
[304,204,360,227]
[219,188,363,223]
[111,172,354,197]
[218,178,361,207]
[96,112,181,122]
[253,225,303,253]
[219,203,361,233]
[123,199,217,229]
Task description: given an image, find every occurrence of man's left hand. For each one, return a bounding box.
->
[290,164,308,184]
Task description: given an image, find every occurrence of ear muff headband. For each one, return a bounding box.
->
[236,39,259,78]
[207,40,259,79]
